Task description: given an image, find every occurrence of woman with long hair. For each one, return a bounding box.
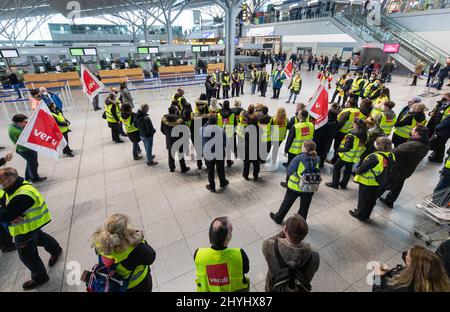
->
[371,87,390,118]
[91,214,156,292]
[270,140,321,223]
[271,107,289,166]
[373,245,450,292]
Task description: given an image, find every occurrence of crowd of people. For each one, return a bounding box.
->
[1,51,450,293]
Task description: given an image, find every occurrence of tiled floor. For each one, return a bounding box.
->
[0,70,447,292]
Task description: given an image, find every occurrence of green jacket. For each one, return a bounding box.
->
[8,124,29,152]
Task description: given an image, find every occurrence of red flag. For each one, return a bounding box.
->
[283,59,293,79]
[307,81,329,129]
[80,64,105,101]
[16,102,67,159]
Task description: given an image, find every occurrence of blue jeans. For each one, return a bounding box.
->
[251,82,257,94]
[288,91,298,103]
[140,135,154,162]
[17,150,39,181]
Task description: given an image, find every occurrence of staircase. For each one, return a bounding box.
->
[332,9,448,70]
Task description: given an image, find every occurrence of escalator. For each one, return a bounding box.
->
[332,9,448,69]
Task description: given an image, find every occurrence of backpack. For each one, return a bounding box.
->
[298,156,322,193]
[374,153,401,190]
[269,239,312,292]
[86,255,134,292]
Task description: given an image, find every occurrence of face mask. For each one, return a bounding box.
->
[42,92,48,95]
[374,83,379,87]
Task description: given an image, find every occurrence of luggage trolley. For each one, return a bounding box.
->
[414,188,450,247]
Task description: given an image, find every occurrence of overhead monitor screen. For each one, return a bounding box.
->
[69,48,84,56]
[200,46,209,52]
[137,47,149,54]
[383,43,400,53]
[0,49,19,58]
[192,46,201,52]
[84,48,97,56]
[148,47,159,54]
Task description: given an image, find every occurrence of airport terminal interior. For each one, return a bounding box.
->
[0,0,450,293]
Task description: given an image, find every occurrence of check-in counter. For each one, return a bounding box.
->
[24,72,81,89]
[158,65,195,78]
[98,68,144,84]
[207,63,224,73]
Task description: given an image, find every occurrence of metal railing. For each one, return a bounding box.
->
[333,10,448,66]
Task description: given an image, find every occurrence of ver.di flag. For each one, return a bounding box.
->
[283,59,293,79]
[80,64,105,101]
[16,102,67,160]
[307,80,329,129]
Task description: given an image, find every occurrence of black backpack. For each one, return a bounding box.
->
[268,239,312,292]
[379,153,401,190]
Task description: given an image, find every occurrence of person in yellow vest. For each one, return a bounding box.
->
[221,70,231,99]
[359,98,373,119]
[48,103,74,157]
[331,98,361,163]
[283,110,315,183]
[238,67,245,94]
[370,87,390,118]
[194,216,250,292]
[0,167,62,290]
[374,100,397,136]
[231,69,240,97]
[326,119,368,190]
[432,147,450,195]
[362,79,383,101]
[217,100,235,167]
[286,72,302,104]
[349,137,394,221]
[242,109,261,181]
[271,107,289,166]
[258,68,269,97]
[104,93,124,143]
[250,67,260,95]
[119,104,143,160]
[258,106,273,164]
[392,103,427,147]
[91,214,156,292]
[349,71,367,102]
[171,88,186,110]
[271,141,321,223]
[287,103,309,130]
[330,74,346,106]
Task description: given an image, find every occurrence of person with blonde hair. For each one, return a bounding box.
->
[91,214,156,292]
[271,140,321,223]
[271,107,289,165]
[373,245,450,292]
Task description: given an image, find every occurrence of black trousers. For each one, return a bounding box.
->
[332,158,354,188]
[243,160,260,179]
[205,159,226,189]
[14,229,61,282]
[349,94,360,103]
[260,84,267,97]
[331,90,339,103]
[232,86,239,97]
[272,88,281,99]
[240,80,244,94]
[222,88,229,99]
[17,150,39,181]
[332,132,346,163]
[168,150,187,171]
[426,75,436,86]
[274,189,314,221]
[110,123,120,142]
[0,225,13,249]
[62,132,71,155]
[216,86,221,99]
[384,178,406,205]
[355,184,379,220]
[430,135,447,161]
[411,75,418,85]
[392,133,408,148]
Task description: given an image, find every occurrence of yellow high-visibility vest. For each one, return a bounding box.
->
[3,182,52,237]
[288,121,314,154]
[287,156,320,192]
[338,108,361,134]
[195,248,249,292]
[379,112,397,136]
[271,118,288,142]
[51,111,69,133]
[354,152,395,186]
[338,134,365,164]
[119,115,139,134]
[105,103,120,123]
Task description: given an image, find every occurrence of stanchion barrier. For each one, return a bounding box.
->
[1,98,31,119]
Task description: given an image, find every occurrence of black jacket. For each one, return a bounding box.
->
[135,109,156,137]
[395,112,425,128]
[205,80,216,95]
[429,63,441,76]
[393,137,429,179]
[355,153,388,186]
[160,114,185,150]
[338,129,367,154]
[0,177,41,224]
[436,239,450,278]
[435,115,450,140]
